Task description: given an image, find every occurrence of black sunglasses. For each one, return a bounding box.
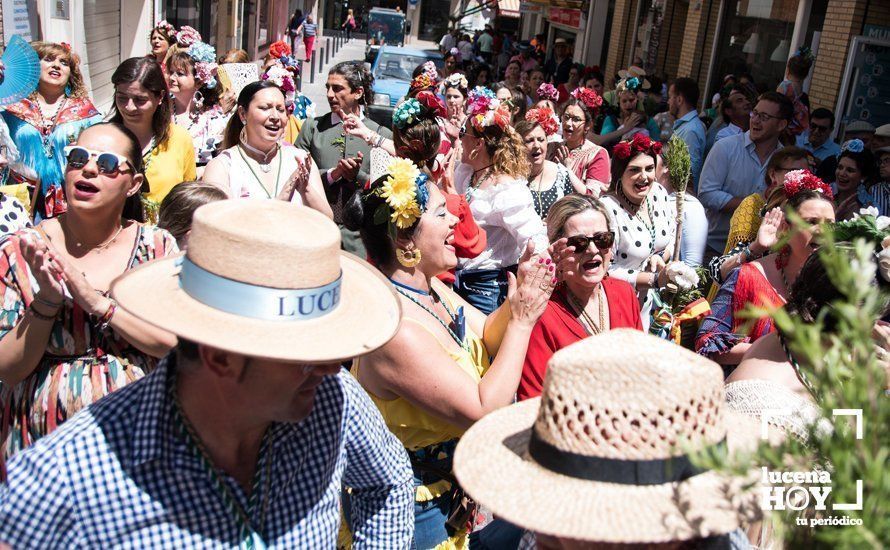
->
[64,146,134,175]
[566,232,615,253]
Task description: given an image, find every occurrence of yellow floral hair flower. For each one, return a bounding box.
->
[381,158,420,210]
[391,201,422,229]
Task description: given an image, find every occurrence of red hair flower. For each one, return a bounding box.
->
[613,142,632,160]
[783,169,834,200]
[269,40,292,59]
[571,87,603,113]
[492,105,512,130]
[415,90,446,118]
[525,108,558,136]
[614,134,660,160]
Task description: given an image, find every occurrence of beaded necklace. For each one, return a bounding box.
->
[390,279,468,351]
[465,164,493,203]
[141,137,159,174]
[566,286,607,335]
[169,379,273,550]
[34,96,67,158]
[617,185,656,255]
[779,333,817,397]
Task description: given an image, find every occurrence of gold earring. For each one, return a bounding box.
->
[396,247,422,268]
[468,148,478,160]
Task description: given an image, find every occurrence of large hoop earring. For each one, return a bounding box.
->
[396,247,422,268]
[239,127,249,145]
[468,147,478,161]
[193,90,204,110]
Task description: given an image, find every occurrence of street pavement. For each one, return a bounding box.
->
[298,36,439,116]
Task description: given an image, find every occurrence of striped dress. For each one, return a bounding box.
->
[0,224,178,472]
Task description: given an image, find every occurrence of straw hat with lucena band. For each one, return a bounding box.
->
[110,200,401,362]
[454,330,764,544]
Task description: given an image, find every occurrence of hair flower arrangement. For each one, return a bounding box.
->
[783,169,834,200]
[278,55,301,74]
[613,134,662,160]
[616,76,642,94]
[794,45,815,62]
[525,107,559,136]
[470,105,511,134]
[269,40,292,59]
[187,41,218,88]
[842,139,865,154]
[371,158,430,230]
[444,72,469,92]
[415,90,446,118]
[449,47,462,62]
[410,73,436,93]
[421,61,439,81]
[154,20,177,39]
[176,26,202,48]
[570,86,603,112]
[467,86,497,115]
[393,98,423,129]
[262,65,296,111]
[537,83,558,102]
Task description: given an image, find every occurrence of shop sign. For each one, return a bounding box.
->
[864,25,890,42]
[519,2,543,13]
[2,0,38,41]
[549,7,581,29]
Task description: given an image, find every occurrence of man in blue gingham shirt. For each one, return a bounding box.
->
[0,356,414,548]
[0,200,414,548]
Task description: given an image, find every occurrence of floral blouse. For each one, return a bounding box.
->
[0,224,178,468]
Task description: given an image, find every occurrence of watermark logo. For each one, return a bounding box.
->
[759,408,864,528]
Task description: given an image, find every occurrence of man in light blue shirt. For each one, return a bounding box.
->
[796,107,841,162]
[699,91,792,255]
[669,78,707,190]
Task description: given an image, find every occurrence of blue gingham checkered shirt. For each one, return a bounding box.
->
[0,357,414,548]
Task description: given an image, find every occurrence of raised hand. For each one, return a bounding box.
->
[755,207,784,252]
[551,144,570,167]
[508,250,554,327]
[342,113,372,142]
[548,237,578,282]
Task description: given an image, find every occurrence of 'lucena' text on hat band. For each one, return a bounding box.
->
[177,256,342,321]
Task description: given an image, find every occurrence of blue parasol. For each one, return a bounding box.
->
[0,35,40,107]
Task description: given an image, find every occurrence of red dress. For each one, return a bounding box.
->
[518,278,643,400]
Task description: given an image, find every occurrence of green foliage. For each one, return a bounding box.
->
[697,231,890,547]
[665,134,692,194]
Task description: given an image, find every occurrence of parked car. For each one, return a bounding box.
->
[368,46,443,127]
[365,8,405,64]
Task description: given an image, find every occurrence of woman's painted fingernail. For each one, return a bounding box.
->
[552,277,558,284]
[545,258,552,265]
[538,257,544,264]
[548,265,554,272]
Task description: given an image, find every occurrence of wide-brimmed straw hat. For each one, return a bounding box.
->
[454,330,763,543]
[111,200,401,362]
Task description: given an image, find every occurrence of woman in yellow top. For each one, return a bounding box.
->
[343,158,553,549]
[110,57,196,220]
[707,147,809,291]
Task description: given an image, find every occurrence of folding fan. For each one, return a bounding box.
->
[0,35,40,107]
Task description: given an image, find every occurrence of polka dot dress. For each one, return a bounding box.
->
[600,183,676,284]
[0,194,31,238]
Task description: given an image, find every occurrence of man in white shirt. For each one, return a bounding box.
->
[477,26,494,63]
[439,29,457,54]
[699,91,792,257]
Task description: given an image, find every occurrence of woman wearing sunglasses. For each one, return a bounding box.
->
[0,122,178,467]
[110,57,197,220]
[518,194,643,400]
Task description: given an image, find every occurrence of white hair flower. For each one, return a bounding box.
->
[665,263,700,291]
